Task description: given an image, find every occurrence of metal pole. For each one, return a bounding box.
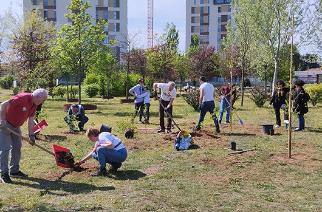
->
[288,15,294,159]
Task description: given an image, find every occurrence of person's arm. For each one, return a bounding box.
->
[0,100,9,122]
[129,85,137,96]
[28,116,36,145]
[99,140,114,149]
[79,106,85,117]
[77,144,97,165]
[199,87,204,104]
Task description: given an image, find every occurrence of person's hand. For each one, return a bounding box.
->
[0,120,8,130]
[28,134,36,145]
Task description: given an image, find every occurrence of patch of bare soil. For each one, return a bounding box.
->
[270,152,322,171]
[143,165,162,176]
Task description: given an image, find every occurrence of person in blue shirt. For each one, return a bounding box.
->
[129,79,150,123]
[64,104,88,132]
[76,128,127,176]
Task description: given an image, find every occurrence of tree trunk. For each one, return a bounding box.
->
[241,68,245,107]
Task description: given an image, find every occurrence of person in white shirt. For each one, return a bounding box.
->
[129,79,150,123]
[76,128,127,176]
[194,76,220,133]
[153,81,176,133]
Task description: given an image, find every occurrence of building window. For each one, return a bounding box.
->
[221,24,227,32]
[191,16,197,23]
[44,0,56,9]
[221,15,228,22]
[32,0,39,5]
[112,11,120,20]
[228,5,232,12]
[218,7,221,12]
[191,7,197,14]
[96,7,109,22]
[191,26,198,33]
[111,0,120,7]
[111,23,120,32]
[193,0,197,5]
[200,6,209,15]
[214,0,231,4]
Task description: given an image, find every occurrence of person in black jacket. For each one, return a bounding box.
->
[292,80,310,131]
[270,80,289,128]
[64,104,88,132]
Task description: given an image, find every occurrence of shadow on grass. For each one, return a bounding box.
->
[306,127,322,133]
[222,132,257,136]
[14,177,115,196]
[109,170,147,181]
[37,134,67,142]
[189,144,200,150]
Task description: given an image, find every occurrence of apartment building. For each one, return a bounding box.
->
[186,0,232,51]
[23,0,128,60]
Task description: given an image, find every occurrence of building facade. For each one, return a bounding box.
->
[186,0,232,51]
[23,0,128,60]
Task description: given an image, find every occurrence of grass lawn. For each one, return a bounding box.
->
[1,88,322,211]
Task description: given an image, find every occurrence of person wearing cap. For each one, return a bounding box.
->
[270,80,289,128]
[76,128,127,176]
[64,104,88,132]
[129,79,150,123]
[292,80,310,131]
[0,88,48,183]
[194,76,220,133]
[153,81,176,133]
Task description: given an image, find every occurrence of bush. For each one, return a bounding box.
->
[84,73,100,85]
[13,87,19,95]
[0,75,14,89]
[249,87,269,107]
[305,84,322,106]
[183,90,200,111]
[53,87,66,98]
[85,84,99,98]
[69,86,79,99]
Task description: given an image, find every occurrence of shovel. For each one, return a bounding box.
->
[32,120,48,134]
[158,99,182,131]
[6,128,75,169]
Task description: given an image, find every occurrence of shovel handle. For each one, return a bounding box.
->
[6,127,55,156]
[159,99,182,131]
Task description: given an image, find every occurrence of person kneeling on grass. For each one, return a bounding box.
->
[76,128,127,176]
[64,104,88,132]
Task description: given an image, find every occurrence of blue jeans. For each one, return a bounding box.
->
[219,96,230,123]
[298,114,305,130]
[92,147,127,170]
[195,101,219,130]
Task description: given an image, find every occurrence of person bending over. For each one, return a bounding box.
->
[64,104,88,132]
[76,128,128,176]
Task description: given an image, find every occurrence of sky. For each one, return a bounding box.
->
[0,0,187,51]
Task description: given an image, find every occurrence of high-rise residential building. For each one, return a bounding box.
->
[23,0,128,61]
[186,0,232,51]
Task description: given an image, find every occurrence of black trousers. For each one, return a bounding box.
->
[274,104,288,126]
[159,100,172,130]
[135,102,145,121]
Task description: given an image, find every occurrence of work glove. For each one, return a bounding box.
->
[28,134,36,145]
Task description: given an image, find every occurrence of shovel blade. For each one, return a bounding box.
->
[33,120,48,133]
[52,144,75,168]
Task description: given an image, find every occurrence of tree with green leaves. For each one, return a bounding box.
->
[11,11,55,90]
[51,0,107,103]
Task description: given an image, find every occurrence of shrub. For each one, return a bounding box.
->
[249,87,268,107]
[84,73,100,85]
[13,87,19,95]
[69,86,79,99]
[85,84,99,98]
[0,75,14,89]
[305,84,322,106]
[53,87,66,98]
[183,90,200,111]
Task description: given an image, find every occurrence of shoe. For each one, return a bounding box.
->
[144,119,150,124]
[294,128,303,132]
[1,173,13,183]
[166,129,172,133]
[79,128,86,132]
[91,168,108,177]
[215,128,220,133]
[109,163,122,173]
[275,125,281,128]
[10,171,28,178]
[157,129,165,133]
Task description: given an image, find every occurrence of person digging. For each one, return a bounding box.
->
[75,128,128,176]
[193,76,220,134]
[153,81,177,133]
[0,89,48,183]
[64,104,88,132]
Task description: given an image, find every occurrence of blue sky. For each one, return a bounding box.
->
[0,0,187,51]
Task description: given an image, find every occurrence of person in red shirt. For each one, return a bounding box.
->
[0,88,48,183]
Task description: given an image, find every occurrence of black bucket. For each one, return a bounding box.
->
[261,124,274,135]
[100,124,112,133]
[231,142,237,151]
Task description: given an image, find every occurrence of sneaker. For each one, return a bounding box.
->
[275,125,281,128]
[215,127,220,134]
[166,129,172,133]
[1,173,13,183]
[157,129,165,133]
[91,168,108,177]
[294,128,303,132]
[10,171,28,178]
[144,119,150,124]
[110,163,122,173]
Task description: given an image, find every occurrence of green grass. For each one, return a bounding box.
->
[0,89,322,211]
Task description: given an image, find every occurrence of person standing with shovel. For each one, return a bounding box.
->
[0,88,48,183]
[153,81,176,133]
[194,76,220,134]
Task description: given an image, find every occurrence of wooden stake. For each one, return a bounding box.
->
[288,15,294,159]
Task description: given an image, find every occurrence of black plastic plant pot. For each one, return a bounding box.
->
[261,124,274,135]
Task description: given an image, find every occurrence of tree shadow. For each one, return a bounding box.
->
[222,132,257,136]
[13,177,115,196]
[37,134,67,142]
[189,144,200,150]
[108,170,147,181]
[306,127,322,133]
